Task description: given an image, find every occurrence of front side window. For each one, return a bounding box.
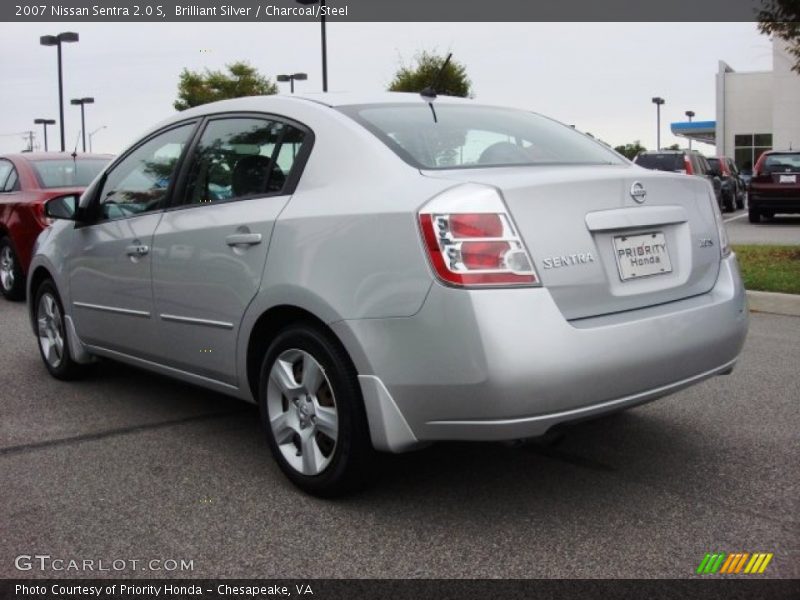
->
[4,168,19,192]
[30,158,108,189]
[98,123,194,220]
[182,117,306,206]
[338,103,623,169]
[0,160,12,190]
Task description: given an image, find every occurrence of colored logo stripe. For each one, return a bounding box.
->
[698,552,773,574]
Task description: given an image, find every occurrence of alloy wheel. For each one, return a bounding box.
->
[0,245,15,292]
[37,292,65,368]
[266,348,339,476]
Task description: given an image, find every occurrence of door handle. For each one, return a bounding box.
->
[125,244,149,257]
[225,233,262,246]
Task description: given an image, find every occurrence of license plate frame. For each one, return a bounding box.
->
[613,231,673,281]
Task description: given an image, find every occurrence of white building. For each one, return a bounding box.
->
[672,38,800,172]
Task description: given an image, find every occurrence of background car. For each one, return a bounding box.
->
[633,149,724,210]
[707,156,746,212]
[0,152,111,299]
[748,150,800,223]
[28,94,747,496]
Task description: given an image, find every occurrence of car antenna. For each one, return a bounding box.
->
[420,52,453,123]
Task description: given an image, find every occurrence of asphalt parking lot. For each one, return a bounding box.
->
[724,208,800,245]
[1,296,798,579]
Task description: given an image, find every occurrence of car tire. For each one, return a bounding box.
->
[258,323,375,497]
[0,236,25,301]
[723,191,735,213]
[735,192,745,211]
[748,207,760,223]
[764,211,775,220]
[33,279,89,380]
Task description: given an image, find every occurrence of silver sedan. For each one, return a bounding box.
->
[27,93,748,496]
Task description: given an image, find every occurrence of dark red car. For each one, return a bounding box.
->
[748,150,800,223]
[0,152,111,299]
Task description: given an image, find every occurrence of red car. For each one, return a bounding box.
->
[0,152,111,299]
[748,150,800,223]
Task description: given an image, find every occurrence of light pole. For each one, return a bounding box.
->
[277,72,308,94]
[40,32,79,152]
[297,0,328,92]
[70,97,94,152]
[88,125,107,153]
[34,119,56,152]
[685,110,695,151]
[651,96,665,150]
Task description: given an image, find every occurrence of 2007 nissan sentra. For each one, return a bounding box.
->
[27,92,748,496]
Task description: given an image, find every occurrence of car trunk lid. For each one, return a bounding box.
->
[422,165,722,320]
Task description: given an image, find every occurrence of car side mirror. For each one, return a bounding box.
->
[44,193,79,221]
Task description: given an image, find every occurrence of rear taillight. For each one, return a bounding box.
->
[684,157,694,175]
[32,202,54,227]
[418,184,539,287]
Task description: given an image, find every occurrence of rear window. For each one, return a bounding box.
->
[31,158,109,189]
[763,153,800,173]
[635,153,684,172]
[337,103,624,169]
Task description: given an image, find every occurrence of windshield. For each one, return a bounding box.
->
[338,103,624,170]
[31,158,109,189]
[635,153,684,172]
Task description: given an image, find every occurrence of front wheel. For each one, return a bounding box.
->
[748,207,761,223]
[258,324,375,497]
[34,280,88,380]
[0,237,25,300]
[723,190,735,213]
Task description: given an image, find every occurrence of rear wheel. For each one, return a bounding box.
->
[34,280,88,380]
[0,237,25,301]
[764,211,775,219]
[748,207,761,223]
[723,190,735,213]
[735,191,745,210]
[258,324,375,497]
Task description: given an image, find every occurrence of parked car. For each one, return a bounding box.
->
[748,150,800,223]
[0,152,112,299]
[707,156,746,212]
[633,149,725,210]
[28,94,749,496]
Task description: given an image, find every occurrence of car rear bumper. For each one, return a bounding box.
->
[333,255,749,452]
[749,194,800,212]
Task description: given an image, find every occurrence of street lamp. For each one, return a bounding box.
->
[88,125,107,153]
[685,110,695,150]
[297,0,328,92]
[70,97,94,152]
[276,72,308,94]
[40,32,79,152]
[651,96,665,150]
[33,118,56,152]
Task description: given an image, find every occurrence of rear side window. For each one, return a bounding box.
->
[763,153,800,173]
[30,159,109,188]
[635,153,683,172]
[181,117,307,206]
[338,103,623,169]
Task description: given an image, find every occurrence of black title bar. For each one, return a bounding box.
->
[3,0,774,22]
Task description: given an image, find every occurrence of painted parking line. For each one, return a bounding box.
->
[724,213,748,223]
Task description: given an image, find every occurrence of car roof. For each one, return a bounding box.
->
[1,152,114,162]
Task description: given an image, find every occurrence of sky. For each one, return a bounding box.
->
[0,22,775,155]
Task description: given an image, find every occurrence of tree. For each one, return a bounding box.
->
[174,61,278,111]
[388,51,473,98]
[614,140,647,160]
[758,0,800,74]
[665,143,681,150]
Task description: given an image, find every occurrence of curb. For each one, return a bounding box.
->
[746,290,800,317]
